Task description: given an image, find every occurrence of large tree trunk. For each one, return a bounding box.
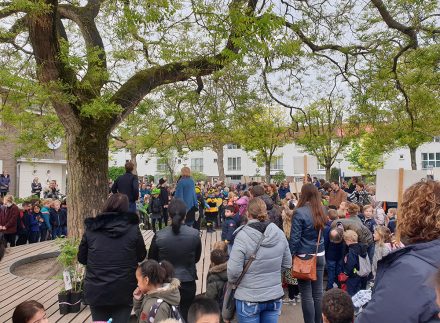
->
[66,126,109,238]
[409,146,417,170]
[129,148,138,175]
[325,167,331,181]
[265,160,271,183]
[213,143,226,182]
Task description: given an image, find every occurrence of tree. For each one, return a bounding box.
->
[236,105,292,183]
[346,134,386,176]
[293,99,353,180]
[0,0,261,238]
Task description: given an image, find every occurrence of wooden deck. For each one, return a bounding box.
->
[0,229,221,322]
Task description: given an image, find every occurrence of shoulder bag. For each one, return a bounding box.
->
[291,229,321,281]
[222,227,266,321]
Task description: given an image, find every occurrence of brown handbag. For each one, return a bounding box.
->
[291,229,322,281]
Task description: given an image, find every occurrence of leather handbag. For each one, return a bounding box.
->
[222,227,266,321]
[291,229,322,281]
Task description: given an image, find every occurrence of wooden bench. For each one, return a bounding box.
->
[0,229,221,322]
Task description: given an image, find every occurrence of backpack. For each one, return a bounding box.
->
[357,255,372,277]
[151,198,162,214]
[147,298,183,322]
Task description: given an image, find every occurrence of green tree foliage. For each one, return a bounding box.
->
[236,105,292,183]
[272,171,286,184]
[108,166,125,181]
[346,134,385,176]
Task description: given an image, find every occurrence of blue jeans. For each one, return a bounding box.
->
[235,299,282,323]
[326,258,343,290]
[298,255,325,323]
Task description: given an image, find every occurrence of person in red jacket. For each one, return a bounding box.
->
[0,195,20,247]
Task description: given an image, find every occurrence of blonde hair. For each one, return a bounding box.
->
[212,241,228,253]
[343,230,358,243]
[388,208,397,216]
[363,204,373,212]
[181,167,191,177]
[247,198,268,222]
[282,208,293,238]
[4,195,14,203]
[398,180,440,244]
[374,226,391,247]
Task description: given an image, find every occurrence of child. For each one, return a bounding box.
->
[187,296,220,323]
[133,259,182,323]
[321,288,354,323]
[49,200,67,239]
[372,226,391,279]
[12,300,48,323]
[282,206,299,304]
[212,241,228,255]
[138,195,152,230]
[386,208,397,233]
[205,190,220,232]
[205,249,228,309]
[149,188,163,233]
[343,230,370,296]
[16,202,31,246]
[28,205,41,243]
[362,205,376,234]
[40,200,52,241]
[221,206,236,254]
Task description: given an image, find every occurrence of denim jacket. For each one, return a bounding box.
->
[289,205,324,256]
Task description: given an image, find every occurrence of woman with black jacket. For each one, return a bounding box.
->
[148,198,202,321]
[78,193,147,323]
[289,184,327,323]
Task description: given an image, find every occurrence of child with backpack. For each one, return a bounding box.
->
[343,230,371,296]
[205,249,228,311]
[133,259,182,323]
[149,189,163,233]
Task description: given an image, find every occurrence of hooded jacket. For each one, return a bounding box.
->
[344,243,368,277]
[205,262,228,304]
[257,194,282,229]
[228,220,292,302]
[356,239,440,323]
[78,212,147,306]
[330,218,374,245]
[133,278,181,323]
[111,172,139,203]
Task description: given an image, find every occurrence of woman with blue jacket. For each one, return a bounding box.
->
[289,184,326,323]
[174,167,198,227]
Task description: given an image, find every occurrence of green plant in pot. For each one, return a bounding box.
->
[56,238,84,314]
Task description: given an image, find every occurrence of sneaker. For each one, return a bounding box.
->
[295,295,301,303]
[282,298,291,304]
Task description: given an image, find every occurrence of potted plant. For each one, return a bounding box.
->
[56,238,84,314]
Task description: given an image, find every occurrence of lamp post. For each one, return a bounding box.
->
[336,158,343,186]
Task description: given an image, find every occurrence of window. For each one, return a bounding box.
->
[434,136,440,142]
[228,157,241,171]
[213,159,218,163]
[399,154,404,160]
[177,159,181,164]
[228,175,242,180]
[421,152,440,169]
[317,162,325,171]
[157,159,167,172]
[271,156,283,170]
[227,144,240,149]
[191,158,203,172]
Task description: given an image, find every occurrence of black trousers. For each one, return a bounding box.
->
[179,280,196,322]
[16,233,28,246]
[4,233,16,247]
[90,304,132,323]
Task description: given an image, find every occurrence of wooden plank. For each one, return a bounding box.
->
[68,305,91,323]
[201,232,213,294]
[195,230,206,295]
[0,243,58,271]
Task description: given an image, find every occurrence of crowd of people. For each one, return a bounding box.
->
[3,162,440,323]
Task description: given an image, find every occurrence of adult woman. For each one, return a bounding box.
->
[0,173,10,197]
[289,184,326,323]
[31,177,42,198]
[0,195,20,247]
[148,198,202,321]
[78,193,146,323]
[174,167,198,227]
[357,180,440,323]
[228,198,292,323]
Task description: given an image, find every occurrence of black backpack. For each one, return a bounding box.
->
[151,198,162,214]
[147,298,183,322]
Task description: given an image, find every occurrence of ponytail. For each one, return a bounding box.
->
[168,198,187,234]
[139,259,174,285]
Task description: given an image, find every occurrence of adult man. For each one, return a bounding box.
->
[111,161,139,213]
[44,180,61,199]
[348,182,371,206]
[329,181,348,208]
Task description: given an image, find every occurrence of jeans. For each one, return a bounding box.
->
[179,281,196,322]
[52,226,63,239]
[235,299,282,323]
[151,218,163,233]
[326,258,343,290]
[90,305,132,323]
[40,228,48,241]
[298,255,325,323]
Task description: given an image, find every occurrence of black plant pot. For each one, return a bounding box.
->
[58,291,70,315]
[69,291,82,313]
